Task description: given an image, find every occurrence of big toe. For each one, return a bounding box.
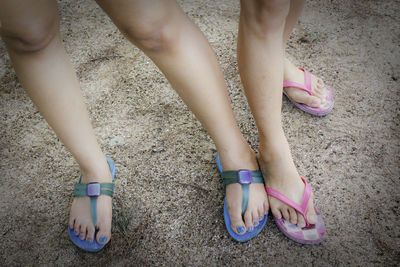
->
[306,199,318,225]
[297,197,318,227]
[287,88,321,107]
[313,87,326,102]
[227,205,246,235]
[96,222,111,245]
[231,213,246,235]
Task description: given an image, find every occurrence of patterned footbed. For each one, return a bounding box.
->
[275,207,326,244]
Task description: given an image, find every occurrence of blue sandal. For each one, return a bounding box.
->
[68,157,116,252]
[216,153,268,242]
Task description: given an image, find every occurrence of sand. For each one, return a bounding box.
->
[0,0,399,265]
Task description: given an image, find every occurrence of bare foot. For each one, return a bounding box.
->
[218,148,269,235]
[283,57,326,108]
[258,133,318,228]
[68,158,113,245]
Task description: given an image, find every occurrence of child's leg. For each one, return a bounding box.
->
[283,0,306,45]
[283,0,326,107]
[0,0,112,244]
[237,0,317,227]
[95,0,269,234]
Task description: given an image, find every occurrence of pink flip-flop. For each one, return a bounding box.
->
[265,177,326,244]
[283,67,334,116]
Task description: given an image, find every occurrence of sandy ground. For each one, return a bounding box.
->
[0,0,399,266]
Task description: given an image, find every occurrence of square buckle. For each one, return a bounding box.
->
[238,170,252,184]
[87,183,101,197]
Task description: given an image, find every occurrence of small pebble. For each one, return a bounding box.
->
[109,136,125,147]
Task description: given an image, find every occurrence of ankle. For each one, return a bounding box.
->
[258,136,293,163]
[79,157,112,183]
[283,58,299,78]
[258,126,286,146]
[217,146,258,171]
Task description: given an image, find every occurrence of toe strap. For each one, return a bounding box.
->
[266,177,312,225]
[222,170,264,215]
[283,67,313,96]
[73,182,114,227]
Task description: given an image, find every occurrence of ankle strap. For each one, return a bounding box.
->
[73,182,114,197]
[221,170,263,187]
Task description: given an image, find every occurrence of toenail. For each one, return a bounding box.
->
[79,235,85,240]
[308,215,318,223]
[99,236,107,244]
[248,226,253,232]
[254,221,259,227]
[259,216,264,221]
[237,226,245,234]
[73,231,79,235]
[87,238,93,243]
[312,99,321,106]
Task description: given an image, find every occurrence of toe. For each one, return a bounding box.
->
[313,87,325,101]
[68,217,75,230]
[86,224,95,243]
[297,212,306,228]
[230,209,247,235]
[307,213,318,225]
[244,211,254,232]
[253,216,260,227]
[263,200,269,216]
[235,225,246,235]
[254,208,263,226]
[253,209,261,225]
[79,225,87,240]
[281,208,290,222]
[287,88,321,107]
[309,96,323,107]
[306,196,318,224]
[271,206,282,219]
[227,201,246,235]
[97,235,108,245]
[73,224,80,236]
[96,222,111,245]
[317,79,324,88]
[288,208,297,225]
[226,184,247,235]
[258,206,265,221]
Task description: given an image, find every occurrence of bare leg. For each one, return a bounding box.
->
[95,0,269,234]
[238,0,317,227]
[0,0,112,244]
[283,0,306,45]
[283,0,326,107]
